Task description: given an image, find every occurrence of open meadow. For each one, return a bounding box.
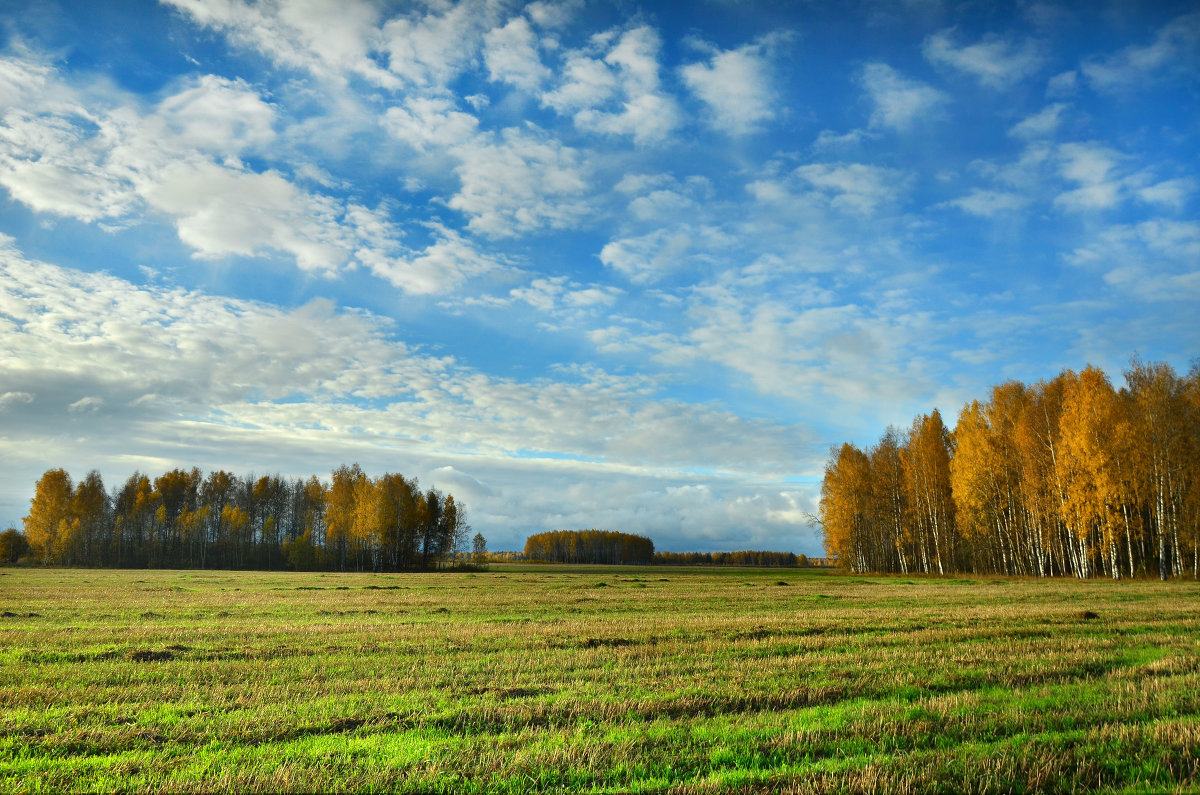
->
[3,565,1200,793]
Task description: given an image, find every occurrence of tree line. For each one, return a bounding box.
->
[524,530,654,565]
[15,464,472,571]
[819,359,1199,579]
[653,550,804,567]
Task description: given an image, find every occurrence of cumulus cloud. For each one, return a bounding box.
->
[364,226,503,295]
[162,0,398,87]
[792,162,907,215]
[923,29,1045,89]
[67,396,104,414]
[484,16,551,92]
[505,276,622,314]
[859,62,948,131]
[1067,220,1200,302]
[447,127,590,236]
[380,0,505,88]
[1008,103,1068,140]
[1136,178,1195,211]
[1082,13,1200,91]
[1053,142,1125,212]
[942,188,1029,217]
[155,75,277,155]
[630,285,938,420]
[142,162,350,272]
[1045,70,1078,98]
[541,26,681,144]
[0,391,34,410]
[164,0,509,90]
[0,240,808,476]
[600,227,698,284]
[680,38,777,135]
[0,53,493,294]
[382,96,480,150]
[524,0,583,30]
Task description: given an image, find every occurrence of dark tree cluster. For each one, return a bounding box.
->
[821,359,1200,579]
[523,530,654,565]
[653,550,803,567]
[18,464,470,571]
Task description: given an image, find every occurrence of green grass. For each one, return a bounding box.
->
[2,566,1199,793]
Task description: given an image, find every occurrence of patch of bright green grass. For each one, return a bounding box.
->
[1,566,1199,792]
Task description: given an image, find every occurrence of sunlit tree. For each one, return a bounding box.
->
[23,469,73,565]
[820,443,873,572]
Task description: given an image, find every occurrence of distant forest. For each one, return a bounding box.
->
[520,532,805,567]
[820,358,1199,580]
[653,550,804,567]
[12,465,470,571]
[524,530,654,565]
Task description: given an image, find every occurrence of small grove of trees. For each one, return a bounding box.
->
[819,358,1200,580]
[653,550,803,567]
[18,464,471,571]
[524,530,654,565]
[1,528,29,564]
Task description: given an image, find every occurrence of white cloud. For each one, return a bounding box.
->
[1137,178,1195,211]
[524,0,583,30]
[0,109,137,222]
[792,162,907,215]
[164,0,515,91]
[162,0,398,87]
[0,54,52,107]
[363,226,502,295]
[0,57,138,222]
[142,161,350,272]
[680,39,777,135]
[942,188,1029,217]
[155,75,277,155]
[1082,13,1200,90]
[1053,142,1125,212]
[635,285,937,416]
[0,391,34,410]
[1008,103,1068,140]
[812,128,875,151]
[381,0,505,88]
[429,465,495,501]
[564,285,622,308]
[923,29,1044,89]
[0,242,808,470]
[67,396,104,414]
[483,16,550,92]
[1045,69,1077,98]
[541,26,681,144]
[447,127,590,236]
[375,94,596,241]
[1067,218,1200,272]
[0,53,490,294]
[383,97,479,151]
[859,62,947,131]
[541,47,618,110]
[600,227,697,284]
[503,275,622,314]
[1068,220,1200,302]
[1058,143,1120,185]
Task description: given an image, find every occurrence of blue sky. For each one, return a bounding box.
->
[0,0,1196,554]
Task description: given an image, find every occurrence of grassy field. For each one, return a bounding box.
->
[2,565,1200,793]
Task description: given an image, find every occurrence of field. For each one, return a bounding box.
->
[3,566,1200,793]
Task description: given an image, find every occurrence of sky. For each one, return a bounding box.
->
[0,0,1197,555]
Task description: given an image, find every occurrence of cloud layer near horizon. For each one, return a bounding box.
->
[0,1,1196,552]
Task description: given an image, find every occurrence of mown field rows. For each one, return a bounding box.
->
[2,566,1199,793]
